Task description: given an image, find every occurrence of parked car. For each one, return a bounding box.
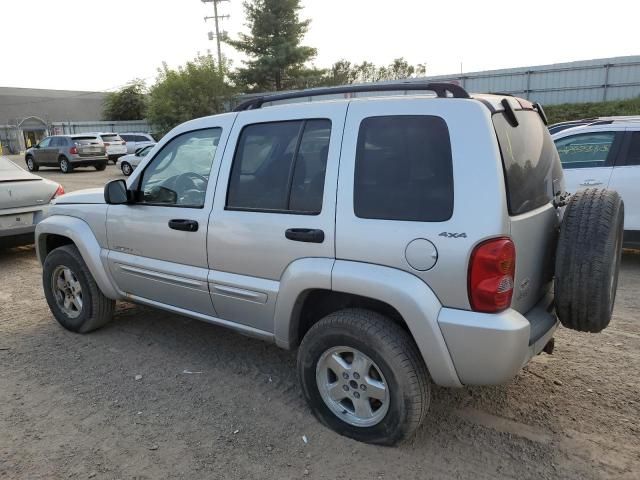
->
[0,157,63,247]
[119,133,155,154]
[552,116,640,247]
[25,135,108,173]
[35,83,624,445]
[549,115,640,135]
[94,133,127,163]
[116,144,156,176]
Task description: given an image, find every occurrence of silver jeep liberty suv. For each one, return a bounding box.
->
[36,83,624,445]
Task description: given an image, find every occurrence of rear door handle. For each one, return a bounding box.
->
[168,219,199,232]
[285,228,325,243]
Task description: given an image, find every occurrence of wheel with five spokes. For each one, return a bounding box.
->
[42,244,114,333]
[297,309,430,445]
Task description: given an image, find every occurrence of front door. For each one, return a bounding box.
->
[207,103,347,333]
[33,137,53,165]
[106,121,233,316]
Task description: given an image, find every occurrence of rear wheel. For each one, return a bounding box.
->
[121,162,132,176]
[297,309,430,445]
[94,162,107,171]
[555,188,624,332]
[43,245,114,333]
[26,156,38,171]
[59,156,73,174]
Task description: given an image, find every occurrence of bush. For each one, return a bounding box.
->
[545,97,640,124]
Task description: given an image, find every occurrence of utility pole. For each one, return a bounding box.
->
[202,0,229,73]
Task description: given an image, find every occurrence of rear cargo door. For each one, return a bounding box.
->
[493,110,564,313]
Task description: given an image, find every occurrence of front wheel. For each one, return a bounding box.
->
[297,309,430,445]
[26,156,39,171]
[121,162,132,176]
[94,162,107,171]
[43,245,115,333]
[59,157,73,174]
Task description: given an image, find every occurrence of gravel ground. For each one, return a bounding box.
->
[1,156,639,479]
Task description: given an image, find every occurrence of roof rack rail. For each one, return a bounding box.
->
[233,82,470,111]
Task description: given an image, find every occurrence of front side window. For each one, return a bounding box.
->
[554,132,616,169]
[354,115,454,222]
[138,128,221,208]
[38,137,51,148]
[227,119,331,214]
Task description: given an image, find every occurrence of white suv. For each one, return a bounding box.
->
[552,117,640,247]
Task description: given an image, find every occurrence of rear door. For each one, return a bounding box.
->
[494,110,564,314]
[608,129,640,232]
[554,127,625,193]
[206,103,345,333]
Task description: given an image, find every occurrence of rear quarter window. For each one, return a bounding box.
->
[493,111,563,216]
[353,115,454,222]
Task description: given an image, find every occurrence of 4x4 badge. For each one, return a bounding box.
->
[439,232,467,239]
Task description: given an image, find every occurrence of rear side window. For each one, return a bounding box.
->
[624,132,640,166]
[72,136,100,145]
[227,119,331,214]
[493,111,562,216]
[554,132,616,169]
[354,115,453,222]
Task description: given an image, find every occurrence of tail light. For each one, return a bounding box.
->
[468,237,516,313]
[69,146,78,155]
[51,184,65,200]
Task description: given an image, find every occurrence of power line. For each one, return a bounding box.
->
[202,0,229,73]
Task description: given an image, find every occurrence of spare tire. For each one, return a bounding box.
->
[555,188,624,333]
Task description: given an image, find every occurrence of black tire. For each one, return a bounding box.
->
[26,156,39,171]
[121,162,132,176]
[43,245,115,333]
[59,156,73,174]
[555,188,624,333]
[94,162,107,171]
[297,309,430,445]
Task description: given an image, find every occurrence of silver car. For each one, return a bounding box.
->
[35,83,624,445]
[0,157,63,247]
[119,133,155,154]
[115,144,155,176]
[25,135,108,173]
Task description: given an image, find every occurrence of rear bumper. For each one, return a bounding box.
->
[438,292,558,385]
[70,156,107,165]
[0,206,47,244]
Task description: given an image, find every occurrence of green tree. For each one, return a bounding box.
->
[102,80,147,120]
[147,54,233,134]
[228,0,320,91]
[323,58,427,86]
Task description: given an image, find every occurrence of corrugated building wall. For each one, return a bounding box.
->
[415,56,640,105]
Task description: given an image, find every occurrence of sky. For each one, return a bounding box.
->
[1,0,638,92]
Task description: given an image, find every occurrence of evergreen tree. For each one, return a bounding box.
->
[228,0,319,91]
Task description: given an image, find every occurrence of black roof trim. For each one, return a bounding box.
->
[233,82,471,111]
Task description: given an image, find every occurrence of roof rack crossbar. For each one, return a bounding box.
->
[233,82,470,111]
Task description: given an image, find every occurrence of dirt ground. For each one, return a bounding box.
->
[1,157,639,479]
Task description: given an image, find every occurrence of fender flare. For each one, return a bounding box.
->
[275,258,462,388]
[36,216,121,300]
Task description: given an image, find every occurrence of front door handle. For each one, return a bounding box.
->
[285,228,325,243]
[168,219,199,232]
[580,179,603,187]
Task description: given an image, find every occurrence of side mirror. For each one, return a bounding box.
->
[34,144,40,149]
[104,179,131,204]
